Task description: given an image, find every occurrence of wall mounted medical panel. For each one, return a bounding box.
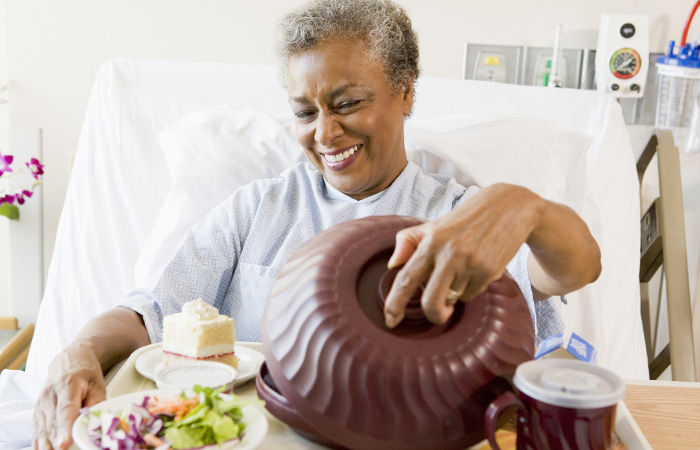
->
[520,46,584,89]
[462,43,521,84]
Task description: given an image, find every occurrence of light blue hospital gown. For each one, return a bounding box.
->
[120,161,563,345]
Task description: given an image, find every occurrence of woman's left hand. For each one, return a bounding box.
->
[382,183,601,328]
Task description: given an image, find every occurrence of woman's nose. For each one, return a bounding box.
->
[314,112,343,146]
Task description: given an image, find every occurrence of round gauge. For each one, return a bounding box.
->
[609,48,642,79]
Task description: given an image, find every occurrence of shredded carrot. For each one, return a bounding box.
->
[147,395,199,421]
[143,434,166,448]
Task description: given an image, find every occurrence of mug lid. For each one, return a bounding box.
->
[155,361,237,391]
[513,359,624,409]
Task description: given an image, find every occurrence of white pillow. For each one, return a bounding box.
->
[133,105,306,286]
[405,113,591,213]
[135,105,592,286]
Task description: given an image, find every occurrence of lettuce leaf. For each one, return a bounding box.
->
[201,410,240,445]
[160,385,254,449]
[164,425,210,449]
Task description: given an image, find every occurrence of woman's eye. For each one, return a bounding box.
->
[337,100,360,111]
[294,111,316,120]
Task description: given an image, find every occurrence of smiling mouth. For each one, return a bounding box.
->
[323,145,360,163]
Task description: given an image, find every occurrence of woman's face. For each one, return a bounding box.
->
[286,39,413,200]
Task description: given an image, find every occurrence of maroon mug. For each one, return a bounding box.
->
[484,359,625,450]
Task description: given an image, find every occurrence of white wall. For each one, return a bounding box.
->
[0,0,8,316]
[0,0,696,319]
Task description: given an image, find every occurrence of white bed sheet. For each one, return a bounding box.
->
[23,58,647,382]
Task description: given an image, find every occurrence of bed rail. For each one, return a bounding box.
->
[637,128,697,381]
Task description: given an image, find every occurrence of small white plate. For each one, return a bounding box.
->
[72,389,267,450]
[135,344,264,387]
[155,361,238,391]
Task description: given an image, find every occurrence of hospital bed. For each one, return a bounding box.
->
[23,58,649,384]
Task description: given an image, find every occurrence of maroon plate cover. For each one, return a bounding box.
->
[262,215,535,450]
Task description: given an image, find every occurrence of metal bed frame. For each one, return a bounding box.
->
[637,129,697,381]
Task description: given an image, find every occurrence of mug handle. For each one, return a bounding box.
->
[484,390,527,450]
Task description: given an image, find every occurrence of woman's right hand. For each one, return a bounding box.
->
[32,341,107,450]
[31,307,151,450]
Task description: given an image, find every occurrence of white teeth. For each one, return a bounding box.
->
[324,145,359,163]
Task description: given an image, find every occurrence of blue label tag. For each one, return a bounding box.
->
[566,332,597,362]
[534,333,564,359]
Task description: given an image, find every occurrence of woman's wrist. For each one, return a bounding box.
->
[72,308,149,372]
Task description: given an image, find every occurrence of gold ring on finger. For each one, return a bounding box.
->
[446,289,463,305]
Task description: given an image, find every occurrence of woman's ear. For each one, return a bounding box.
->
[401,77,415,116]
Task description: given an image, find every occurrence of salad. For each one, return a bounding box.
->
[80,385,258,450]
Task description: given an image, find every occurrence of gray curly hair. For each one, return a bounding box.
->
[275,0,420,95]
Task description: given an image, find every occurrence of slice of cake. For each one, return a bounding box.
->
[162,298,239,368]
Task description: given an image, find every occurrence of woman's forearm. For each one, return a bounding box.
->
[526,198,602,300]
[72,306,151,373]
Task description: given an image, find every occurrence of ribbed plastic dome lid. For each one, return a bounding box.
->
[513,359,624,409]
[262,215,536,450]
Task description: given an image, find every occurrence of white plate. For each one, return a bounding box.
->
[72,389,267,450]
[135,344,264,387]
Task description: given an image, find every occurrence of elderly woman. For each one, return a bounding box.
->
[32,0,600,449]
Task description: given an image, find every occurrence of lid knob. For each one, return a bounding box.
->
[377,267,427,323]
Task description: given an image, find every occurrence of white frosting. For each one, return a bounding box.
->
[182,298,218,321]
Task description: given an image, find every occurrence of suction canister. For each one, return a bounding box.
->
[656,40,700,154]
[655,1,700,154]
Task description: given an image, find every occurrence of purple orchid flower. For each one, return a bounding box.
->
[0,152,13,176]
[0,194,15,205]
[15,190,33,205]
[26,157,44,179]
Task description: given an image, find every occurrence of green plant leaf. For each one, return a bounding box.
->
[0,203,20,220]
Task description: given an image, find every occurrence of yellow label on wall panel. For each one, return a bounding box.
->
[484,56,501,66]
